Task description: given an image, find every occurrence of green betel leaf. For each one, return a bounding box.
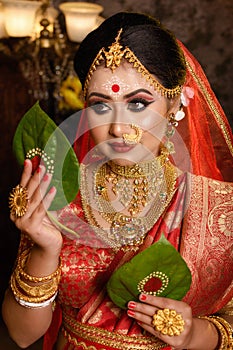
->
[12,101,79,210]
[107,234,192,309]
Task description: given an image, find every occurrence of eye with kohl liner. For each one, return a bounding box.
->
[127,98,154,112]
[89,101,112,115]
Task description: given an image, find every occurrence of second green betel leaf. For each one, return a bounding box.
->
[107,234,192,309]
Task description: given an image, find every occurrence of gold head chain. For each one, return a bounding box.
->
[83,28,182,99]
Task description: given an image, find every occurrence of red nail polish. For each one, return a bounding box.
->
[49,187,55,194]
[140,294,147,301]
[37,166,42,173]
[127,310,135,317]
[128,301,136,309]
[43,174,49,181]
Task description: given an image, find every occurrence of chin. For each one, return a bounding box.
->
[110,158,138,166]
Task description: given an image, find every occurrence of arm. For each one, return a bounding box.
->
[2,160,63,348]
[127,294,233,350]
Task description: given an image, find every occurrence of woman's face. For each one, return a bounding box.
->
[86,60,177,165]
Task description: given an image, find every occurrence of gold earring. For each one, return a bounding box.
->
[122,124,143,144]
[164,113,177,154]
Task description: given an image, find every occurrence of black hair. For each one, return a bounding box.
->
[74,12,186,90]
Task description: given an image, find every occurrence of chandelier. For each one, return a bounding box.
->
[0,0,103,115]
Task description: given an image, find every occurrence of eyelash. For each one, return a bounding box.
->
[89,101,110,115]
[88,98,154,115]
[127,98,154,112]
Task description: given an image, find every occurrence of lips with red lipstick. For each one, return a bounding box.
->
[109,141,136,153]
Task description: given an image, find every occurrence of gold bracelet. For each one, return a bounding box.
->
[199,316,232,350]
[17,249,62,283]
[14,269,59,297]
[10,272,58,303]
[212,316,233,349]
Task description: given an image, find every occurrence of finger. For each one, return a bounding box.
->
[127,309,155,326]
[19,159,34,188]
[26,165,47,199]
[139,294,189,314]
[25,172,53,214]
[128,300,159,317]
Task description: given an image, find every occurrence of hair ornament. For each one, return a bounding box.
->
[181,86,194,107]
[83,29,182,99]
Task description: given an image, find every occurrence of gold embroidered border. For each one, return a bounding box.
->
[62,312,167,350]
[186,60,233,157]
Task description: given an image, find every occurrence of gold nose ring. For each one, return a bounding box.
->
[122,124,143,144]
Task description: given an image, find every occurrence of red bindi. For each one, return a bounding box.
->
[112,84,120,93]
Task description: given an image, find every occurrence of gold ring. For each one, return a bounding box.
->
[9,184,29,218]
[123,124,143,144]
[152,308,185,336]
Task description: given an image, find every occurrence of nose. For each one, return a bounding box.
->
[109,104,130,138]
[109,122,129,138]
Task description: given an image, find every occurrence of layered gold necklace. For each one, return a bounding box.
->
[80,152,178,249]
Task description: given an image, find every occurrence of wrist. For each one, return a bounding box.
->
[186,317,219,350]
[24,245,61,279]
[198,316,233,350]
[10,248,62,310]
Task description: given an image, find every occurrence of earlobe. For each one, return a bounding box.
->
[165,96,181,118]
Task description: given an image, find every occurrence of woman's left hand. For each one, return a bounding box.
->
[127,294,194,349]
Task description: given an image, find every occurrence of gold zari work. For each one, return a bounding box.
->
[84,29,182,99]
[62,312,168,349]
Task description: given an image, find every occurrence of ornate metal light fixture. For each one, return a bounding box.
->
[0,0,103,115]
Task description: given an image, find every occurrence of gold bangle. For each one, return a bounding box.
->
[14,269,59,297]
[199,316,232,350]
[10,272,58,303]
[17,249,62,283]
[212,316,233,349]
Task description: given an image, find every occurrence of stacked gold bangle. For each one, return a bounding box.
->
[199,315,233,350]
[10,249,61,309]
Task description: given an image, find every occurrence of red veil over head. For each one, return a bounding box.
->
[73,41,233,182]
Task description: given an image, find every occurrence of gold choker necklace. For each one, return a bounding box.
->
[107,154,167,178]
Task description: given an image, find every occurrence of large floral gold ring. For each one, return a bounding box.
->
[9,184,29,218]
[152,308,185,336]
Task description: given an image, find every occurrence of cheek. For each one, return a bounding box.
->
[139,110,167,138]
[89,126,107,144]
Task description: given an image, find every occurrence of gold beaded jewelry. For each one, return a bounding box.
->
[10,272,58,303]
[10,249,61,308]
[18,249,62,283]
[14,269,59,297]
[199,316,233,349]
[80,151,178,249]
[83,29,182,99]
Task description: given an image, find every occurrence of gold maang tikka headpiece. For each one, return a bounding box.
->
[83,28,182,99]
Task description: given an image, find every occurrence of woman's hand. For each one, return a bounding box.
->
[10,159,63,254]
[127,294,219,350]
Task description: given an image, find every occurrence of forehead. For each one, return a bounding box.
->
[88,60,157,96]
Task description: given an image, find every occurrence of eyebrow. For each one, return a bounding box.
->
[88,92,111,100]
[124,89,153,98]
[88,88,154,100]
